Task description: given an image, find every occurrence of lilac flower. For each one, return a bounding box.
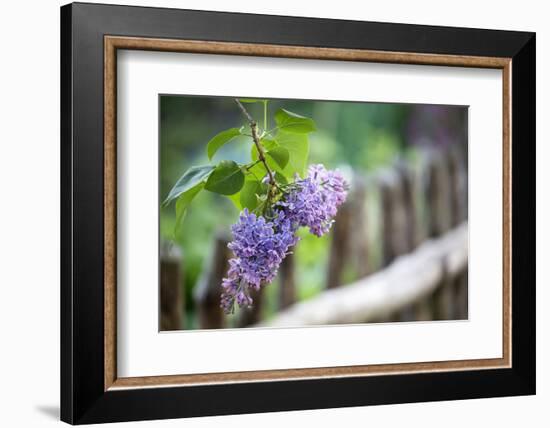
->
[278,164,348,237]
[220,209,298,314]
[220,165,348,313]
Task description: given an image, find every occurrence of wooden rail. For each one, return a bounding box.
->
[261,222,467,327]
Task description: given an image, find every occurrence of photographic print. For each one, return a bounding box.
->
[160,96,468,331]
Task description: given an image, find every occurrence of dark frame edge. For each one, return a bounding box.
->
[510,33,536,394]
[61,3,74,425]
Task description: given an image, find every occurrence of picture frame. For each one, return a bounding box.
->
[60,2,535,424]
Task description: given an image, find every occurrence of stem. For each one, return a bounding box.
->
[262,126,280,138]
[245,159,262,170]
[245,160,262,181]
[235,99,276,186]
[263,100,268,132]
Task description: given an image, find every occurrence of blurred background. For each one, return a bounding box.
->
[159,95,468,331]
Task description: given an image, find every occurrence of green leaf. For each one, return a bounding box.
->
[163,165,214,206]
[261,138,278,150]
[240,180,265,211]
[174,183,204,235]
[251,138,277,161]
[275,131,310,177]
[207,128,241,160]
[246,162,268,182]
[274,109,316,133]
[227,192,242,210]
[275,172,288,185]
[266,146,289,170]
[205,160,245,195]
[250,139,288,175]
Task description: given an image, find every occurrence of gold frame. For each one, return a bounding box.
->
[104,36,512,391]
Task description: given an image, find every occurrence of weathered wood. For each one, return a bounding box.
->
[430,263,454,320]
[279,253,296,309]
[397,160,421,251]
[160,242,184,331]
[262,223,468,327]
[413,298,433,321]
[349,176,370,277]
[238,288,264,327]
[326,175,370,289]
[425,150,452,238]
[194,231,231,329]
[379,169,409,267]
[453,268,469,319]
[409,150,455,321]
[326,197,353,288]
[391,161,423,322]
[446,147,468,320]
[447,147,468,226]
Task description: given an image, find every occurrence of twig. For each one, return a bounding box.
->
[234,99,276,186]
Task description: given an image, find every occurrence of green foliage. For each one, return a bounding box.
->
[205,160,245,195]
[246,161,267,183]
[294,228,329,300]
[174,183,204,235]
[274,108,316,133]
[165,99,317,234]
[239,179,266,211]
[266,146,290,170]
[358,129,399,170]
[250,139,290,175]
[207,128,242,160]
[163,165,214,206]
[160,190,236,315]
[250,138,275,162]
[275,171,288,185]
[275,131,310,177]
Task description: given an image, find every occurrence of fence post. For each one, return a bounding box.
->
[454,270,468,319]
[379,168,409,268]
[326,196,353,289]
[447,147,468,319]
[349,176,370,278]
[238,288,264,327]
[194,231,230,329]
[279,253,296,309]
[160,241,184,331]
[425,150,452,237]
[422,149,454,320]
[377,166,415,322]
[387,162,421,322]
[398,160,421,251]
[448,147,468,226]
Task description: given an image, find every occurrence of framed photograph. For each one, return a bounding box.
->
[60,2,535,424]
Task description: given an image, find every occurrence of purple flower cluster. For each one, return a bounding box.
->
[221,209,298,313]
[279,164,348,237]
[221,165,348,313]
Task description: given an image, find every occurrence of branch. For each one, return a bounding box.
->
[234,99,275,186]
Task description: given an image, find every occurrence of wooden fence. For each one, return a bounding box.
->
[160,146,468,330]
